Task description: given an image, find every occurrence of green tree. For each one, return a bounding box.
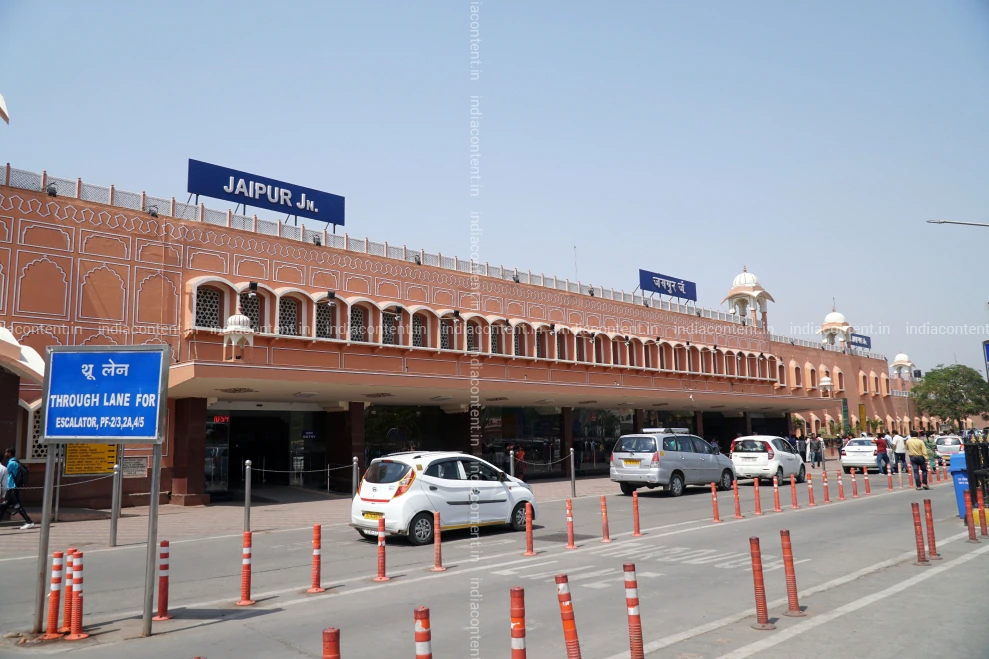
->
[910,364,989,428]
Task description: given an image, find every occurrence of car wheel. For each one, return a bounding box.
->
[408,512,434,546]
[357,528,377,542]
[775,467,784,484]
[719,470,733,491]
[510,502,527,532]
[667,472,685,497]
[843,466,851,474]
[797,465,806,483]
[620,482,636,496]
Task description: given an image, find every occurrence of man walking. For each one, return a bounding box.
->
[810,434,824,469]
[875,433,890,475]
[0,448,35,529]
[796,434,808,463]
[905,434,930,490]
[892,431,908,474]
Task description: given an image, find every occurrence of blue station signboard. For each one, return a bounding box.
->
[43,346,170,444]
[638,268,698,302]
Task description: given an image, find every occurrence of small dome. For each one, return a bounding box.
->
[224,313,254,333]
[819,375,833,389]
[732,265,759,287]
[893,353,910,364]
[824,310,846,325]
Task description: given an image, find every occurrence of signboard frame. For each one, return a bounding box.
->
[983,340,989,383]
[41,344,170,445]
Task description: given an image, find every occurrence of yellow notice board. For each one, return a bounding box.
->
[64,444,118,476]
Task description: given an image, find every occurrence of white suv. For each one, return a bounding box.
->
[350,451,537,545]
[730,436,806,484]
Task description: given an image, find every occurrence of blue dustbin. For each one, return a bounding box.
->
[949,452,969,520]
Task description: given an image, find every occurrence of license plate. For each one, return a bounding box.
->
[623,459,640,467]
[362,512,383,520]
[742,457,756,461]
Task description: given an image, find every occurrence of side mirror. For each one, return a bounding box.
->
[499,471,508,481]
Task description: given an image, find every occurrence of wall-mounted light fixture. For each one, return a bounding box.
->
[248,281,258,298]
[147,205,159,218]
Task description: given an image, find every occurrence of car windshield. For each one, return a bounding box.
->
[937,437,961,446]
[847,439,873,447]
[364,460,411,483]
[615,436,657,453]
[733,440,768,453]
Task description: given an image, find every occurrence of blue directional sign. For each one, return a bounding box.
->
[849,333,872,350]
[187,159,345,226]
[639,269,698,302]
[43,346,169,444]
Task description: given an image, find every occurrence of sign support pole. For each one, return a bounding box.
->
[32,448,57,633]
[110,461,121,547]
[53,444,63,523]
[141,443,162,637]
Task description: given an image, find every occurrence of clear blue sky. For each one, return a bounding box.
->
[2,1,988,374]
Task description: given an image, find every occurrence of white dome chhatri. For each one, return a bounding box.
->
[892,352,914,380]
[223,312,255,348]
[824,310,846,325]
[722,265,774,324]
[893,353,910,365]
[817,306,853,346]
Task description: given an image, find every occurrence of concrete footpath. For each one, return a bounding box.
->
[1,470,986,658]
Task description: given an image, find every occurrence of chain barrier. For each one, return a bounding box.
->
[16,474,115,491]
[517,455,570,467]
[254,464,353,475]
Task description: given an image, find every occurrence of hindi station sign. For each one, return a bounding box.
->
[43,345,170,445]
[849,333,872,350]
[638,269,698,302]
[64,444,117,476]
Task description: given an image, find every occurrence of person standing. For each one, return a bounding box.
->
[885,431,895,471]
[905,434,929,490]
[922,432,938,472]
[0,448,34,529]
[892,431,908,474]
[796,435,807,463]
[810,435,824,468]
[875,433,890,475]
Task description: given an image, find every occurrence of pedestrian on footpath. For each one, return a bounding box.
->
[0,448,35,529]
[810,434,824,468]
[922,431,938,472]
[874,434,890,475]
[884,431,895,470]
[892,431,908,474]
[905,435,930,490]
[796,435,807,463]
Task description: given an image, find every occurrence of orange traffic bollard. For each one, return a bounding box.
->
[309,524,327,590]
[789,474,799,509]
[153,540,173,620]
[431,512,446,571]
[822,471,831,504]
[510,587,527,659]
[837,471,845,501]
[237,532,255,605]
[806,473,816,507]
[523,502,537,555]
[565,499,577,549]
[414,606,432,659]
[555,574,583,658]
[863,469,871,495]
[772,476,783,513]
[632,491,643,536]
[964,491,980,544]
[40,551,64,640]
[65,552,88,641]
[924,499,941,560]
[907,463,914,488]
[977,490,988,537]
[374,518,391,581]
[322,627,341,659]
[747,538,775,631]
[600,496,612,543]
[887,470,894,492]
[898,467,904,490]
[59,546,76,633]
[710,483,722,523]
[912,502,930,565]
[850,468,859,498]
[753,478,763,515]
[733,480,744,519]
[624,563,645,659]
[780,530,805,617]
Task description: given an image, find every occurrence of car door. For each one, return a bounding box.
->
[420,459,470,528]
[775,439,798,477]
[674,436,703,484]
[690,436,720,482]
[460,458,513,523]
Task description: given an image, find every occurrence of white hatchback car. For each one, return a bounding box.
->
[729,436,806,484]
[350,451,537,545]
[840,438,878,473]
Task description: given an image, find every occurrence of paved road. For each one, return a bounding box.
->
[1,473,986,658]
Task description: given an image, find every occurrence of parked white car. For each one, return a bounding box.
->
[935,435,963,464]
[729,436,806,484]
[350,451,536,545]
[840,438,878,473]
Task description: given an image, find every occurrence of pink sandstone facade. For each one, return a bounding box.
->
[0,165,924,507]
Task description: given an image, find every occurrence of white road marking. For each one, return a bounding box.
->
[714,540,989,659]
[492,560,559,576]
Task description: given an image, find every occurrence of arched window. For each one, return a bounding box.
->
[594,337,604,364]
[513,326,525,357]
[440,319,453,350]
[644,344,652,369]
[794,366,802,387]
[557,332,566,360]
[278,297,299,335]
[837,371,845,390]
[809,368,817,388]
[382,312,397,345]
[491,325,502,354]
[778,363,786,385]
[412,314,426,347]
[628,342,636,367]
[350,306,367,342]
[316,302,336,339]
[612,341,621,365]
[575,335,585,362]
[239,292,261,332]
[536,332,546,359]
[195,287,222,329]
[466,322,479,352]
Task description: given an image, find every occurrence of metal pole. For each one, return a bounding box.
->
[509,449,515,478]
[244,460,252,533]
[570,448,576,499]
[32,447,57,634]
[110,463,121,547]
[53,444,63,523]
[141,443,163,637]
[351,456,358,497]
